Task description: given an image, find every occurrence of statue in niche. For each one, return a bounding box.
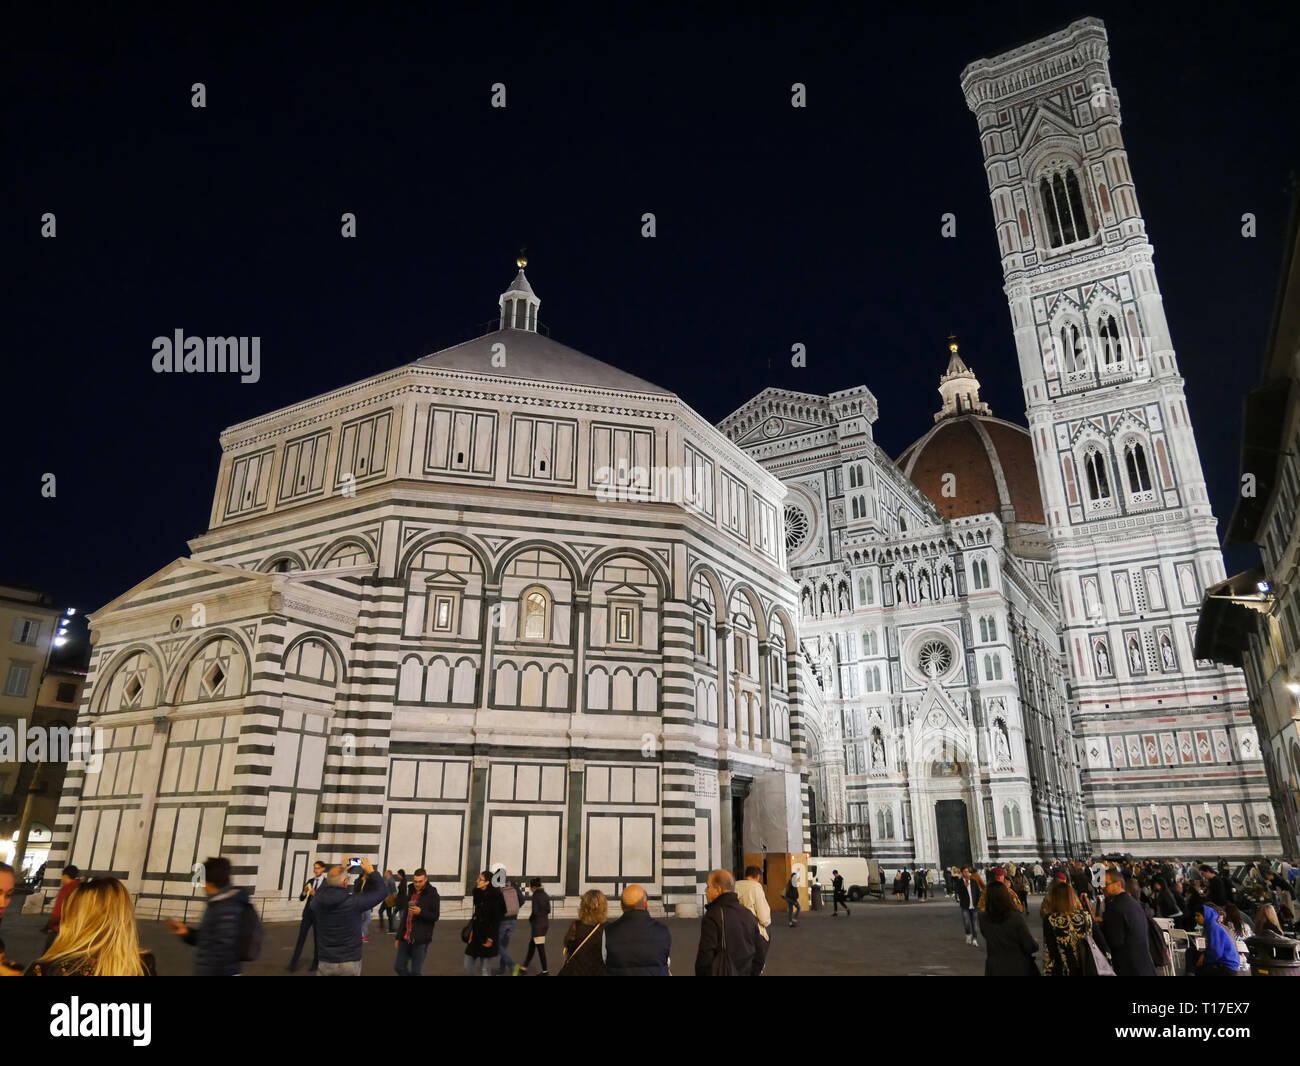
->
[801,587,812,616]
[1128,639,1142,672]
[995,723,1010,764]
[1095,642,1111,676]
[896,574,909,604]
[871,731,884,768]
[819,587,831,614]
[941,568,954,597]
[838,584,850,612]
[918,571,931,600]
[1160,636,1174,669]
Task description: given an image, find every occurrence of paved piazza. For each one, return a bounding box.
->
[0,893,1045,977]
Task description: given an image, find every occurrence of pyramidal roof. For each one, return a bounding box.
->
[415,329,672,396]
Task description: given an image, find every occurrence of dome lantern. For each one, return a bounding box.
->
[934,335,992,423]
[499,253,540,332]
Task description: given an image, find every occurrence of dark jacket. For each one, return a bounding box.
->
[399,883,440,945]
[183,886,251,976]
[465,885,505,958]
[1206,875,1230,908]
[832,874,846,901]
[604,908,671,976]
[528,888,551,935]
[558,921,606,976]
[955,878,981,911]
[393,877,409,908]
[311,871,390,963]
[299,873,326,916]
[783,878,799,903]
[1101,890,1155,976]
[979,908,1039,976]
[695,892,761,977]
[1154,887,1182,919]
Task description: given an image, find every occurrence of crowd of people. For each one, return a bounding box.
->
[0,854,1294,977]
[950,856,1297,977]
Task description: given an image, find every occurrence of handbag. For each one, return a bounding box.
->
[1083,935,1116,976]
[556,922,601,974]
[460,920,473,944]
[384,893,398,909]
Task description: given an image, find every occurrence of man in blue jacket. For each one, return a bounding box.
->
[603,884,671,975]
[168,856,253,976]
[1101,868,1156,976]
[311,857,388,976]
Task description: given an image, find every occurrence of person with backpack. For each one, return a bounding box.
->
[496,875,521,975]
[695,869,761,976]
[168,856,261,976]
[393,867,439,976]
[310,857,389,976]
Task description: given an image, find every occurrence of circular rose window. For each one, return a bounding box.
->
[916,638,953,679]
[784,505,809,554]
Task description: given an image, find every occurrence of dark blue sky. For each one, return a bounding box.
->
[5,3,1296,614]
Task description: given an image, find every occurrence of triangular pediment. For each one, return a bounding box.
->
[1019,102,1078,151]
[424,568,468,586]
[91,557,271,621]
[604,582,646,599]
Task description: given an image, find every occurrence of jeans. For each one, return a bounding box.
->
[360,910,372,936]
[497,918,517,973]
[787,899,801,923]
[463,954,495,976]
[394,939,429,976]
[378,900,391,927]
[961,908,979,940]
[390,907,406,934]
[317,960,363,976]
[289,910,317,969]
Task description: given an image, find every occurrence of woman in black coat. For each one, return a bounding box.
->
[464,871,506,976]
[980,881,1039,976]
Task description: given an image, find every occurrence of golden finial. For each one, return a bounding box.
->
[948,333,959,354]
[517,248,528,269]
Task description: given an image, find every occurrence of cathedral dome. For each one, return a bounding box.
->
[896,340,1045,526]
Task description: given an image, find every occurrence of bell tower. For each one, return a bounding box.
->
[960,18,1277,855]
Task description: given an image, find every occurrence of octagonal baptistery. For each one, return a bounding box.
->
[46,267,810,921]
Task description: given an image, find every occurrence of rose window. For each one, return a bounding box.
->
[916,639,953,678]
[784,505,809,553]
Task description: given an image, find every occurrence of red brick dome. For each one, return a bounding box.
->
[897,413,1045,526]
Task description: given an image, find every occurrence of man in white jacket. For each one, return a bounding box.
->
[736,865,773,974]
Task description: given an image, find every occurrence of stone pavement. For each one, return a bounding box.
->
[0,891,1045,976]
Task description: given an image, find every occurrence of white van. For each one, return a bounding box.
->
[807,857,884,901]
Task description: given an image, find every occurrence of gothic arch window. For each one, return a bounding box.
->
[1098,312,1124,366]
[1059,322,1087,373]
[519,586,551,641]
[971,558,990,590]
[987,616,997,641]
[1038,164,1092,248]
[979,618,989,642]
[1083,448,1112,502]
[1123,439,1153,495]
[898,510,908,533]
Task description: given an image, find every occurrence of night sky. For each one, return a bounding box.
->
[6,3,1297,618]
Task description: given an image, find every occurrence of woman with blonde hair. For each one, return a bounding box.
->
[557,889,608,976]
[1040,875,1091,977]
[25,878,155,976]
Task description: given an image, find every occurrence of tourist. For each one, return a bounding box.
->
[1192,904,1240,976]
[915,867,928,901]
[390,869,408,933]
[893,869,905,901]
[1254,903,1286,938]
[1200,865,1230,909]
[497,876,522,975]
[42,864,82,954]
[784,872,801,926]
[944,867,956,897]
[167,856,257,976]
[1221,902,1252,941]
[307,857,388,976]
[1032,860,1045,894]
[955,866,982,946]
[394,867,438,976]
[522,877,550,975]
[901,866,912,899]
[557,889,607,976]
[1011,867,1030,911]
[1041,877,1092,977]
[465,870,506,976]
[0,862,15,924]
[1100,869,1154,976]
[353,860,379,944]
[25,877,155,976]
[980,879,1038,976]
[376,868,396,932]
[831,869,851,916]
[287,860,326,973]
[1151,876,1182,920]
[735,866,772,972]
[695,869,762,976]
[603,884,671,976]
